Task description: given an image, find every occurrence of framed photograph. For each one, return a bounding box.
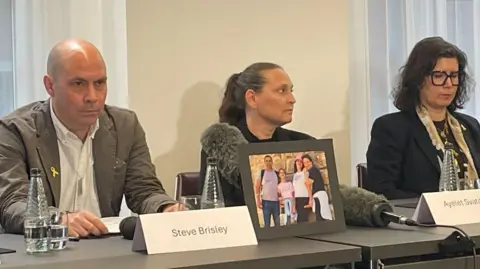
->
[238,139,346,240]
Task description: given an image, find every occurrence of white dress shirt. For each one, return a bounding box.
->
[50,103,102,217]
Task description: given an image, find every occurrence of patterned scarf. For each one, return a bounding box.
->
[416,106,478,188]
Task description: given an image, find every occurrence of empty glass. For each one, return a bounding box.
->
[180,195,202,210]
[48,207,68,250]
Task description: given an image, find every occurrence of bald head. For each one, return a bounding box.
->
[46,38,105,78]
[43,38,108,140]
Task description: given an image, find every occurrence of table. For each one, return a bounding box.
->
[0,234,362,269]
[393,198,480,246]
[299,198,480,269]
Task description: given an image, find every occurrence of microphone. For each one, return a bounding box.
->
[340,186,478,265]
[119,216,138,240]
[339,185,416,227]
[200,123,248,188]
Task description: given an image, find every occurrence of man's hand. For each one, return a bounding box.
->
[65,210,108,238]
[162,203,187,212]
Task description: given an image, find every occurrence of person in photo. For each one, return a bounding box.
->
[255,155,281,227]
[291,153,312,223]
[303,154,332,221]
[277,168,295,225]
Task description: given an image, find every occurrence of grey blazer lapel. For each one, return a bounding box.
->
[93,112,117,216]
[35,101,61,207]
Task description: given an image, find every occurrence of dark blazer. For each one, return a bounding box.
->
[198,118,315,207]
[0,100,176,234]
[364,111,480,200]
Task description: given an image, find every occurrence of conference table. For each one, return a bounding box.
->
[299,198,480,269]
[0,233,362,269]
[3,199,480,269]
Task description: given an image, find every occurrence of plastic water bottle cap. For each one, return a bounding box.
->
[206,157,217,165]
[30,168,41,176]
[444,142,455,151]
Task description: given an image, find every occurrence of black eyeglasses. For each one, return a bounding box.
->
[430,71,461,86]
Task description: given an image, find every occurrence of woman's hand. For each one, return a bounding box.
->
[304,198,313,208]
[256,197,262,209]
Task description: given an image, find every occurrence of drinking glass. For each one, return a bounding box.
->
[180,195,202,210]
[48,207,68,250]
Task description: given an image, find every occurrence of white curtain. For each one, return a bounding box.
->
[349,0,480,185]
[12,0,129,109]
[0,0,14,117]
[11,0,131,216]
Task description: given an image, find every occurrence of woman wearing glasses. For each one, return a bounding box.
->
[364,36,480,200]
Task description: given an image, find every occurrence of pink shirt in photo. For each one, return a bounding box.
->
[277,181,294,199]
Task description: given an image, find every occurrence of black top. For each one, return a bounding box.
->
[308,166,325,193]
[198,118,315,207]
[364,111,480,200]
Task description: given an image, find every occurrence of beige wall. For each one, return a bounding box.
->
[126,0,350,196]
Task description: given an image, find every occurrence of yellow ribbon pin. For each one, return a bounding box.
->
[51,167,59,178]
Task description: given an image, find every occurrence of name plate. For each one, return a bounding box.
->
[412,189,480,225]
[132,206,258,254]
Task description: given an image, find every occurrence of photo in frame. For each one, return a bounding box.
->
[238,139,346,240]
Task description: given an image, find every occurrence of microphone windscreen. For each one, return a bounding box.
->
[119,216,138,240]
[200,123,248,183]
[340,185,392,227]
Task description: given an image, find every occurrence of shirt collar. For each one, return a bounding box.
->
[50,101,99,142]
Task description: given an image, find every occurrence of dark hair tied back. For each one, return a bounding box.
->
[218,62,282,125]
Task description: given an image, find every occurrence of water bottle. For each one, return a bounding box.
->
[24,168,51,253]
[475,178,480,189]
[439,143,460,192]
[200,157,225,209]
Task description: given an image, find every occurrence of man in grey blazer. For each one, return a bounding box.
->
[0,39,183,236]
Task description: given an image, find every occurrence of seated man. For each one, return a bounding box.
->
[0,39,183,237]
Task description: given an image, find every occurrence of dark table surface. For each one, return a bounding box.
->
[0,234,362,269]
[393,198,480,245]
[300,198,480,261]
